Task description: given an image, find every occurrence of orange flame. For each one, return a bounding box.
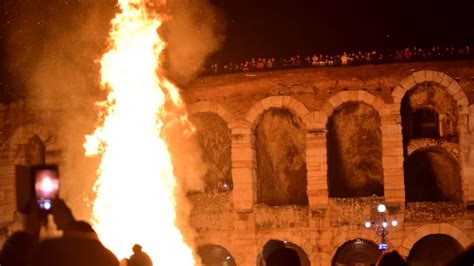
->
[84,0,196,264]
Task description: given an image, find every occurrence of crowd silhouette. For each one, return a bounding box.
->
[203,45,473,75]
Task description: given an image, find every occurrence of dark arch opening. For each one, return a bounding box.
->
[404,147,462,202]
[197,244,236,266]
[255,108,308,206]
[189,112,232,193]
[332,239,382,266]
[412,108,439,139]
[258,240,310,266]
[327,102,383,197]
[400,83,458,150]
[407,234,463,265]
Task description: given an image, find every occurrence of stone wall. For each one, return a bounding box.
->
[185,61,474,265]
[0,61,474,265]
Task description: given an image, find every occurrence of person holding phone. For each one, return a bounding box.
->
[3,165,119,266]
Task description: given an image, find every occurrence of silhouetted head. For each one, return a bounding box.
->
[378,251,407,266]
[132,244,142,254]
[70,221,95,232]
[1,232,36,266]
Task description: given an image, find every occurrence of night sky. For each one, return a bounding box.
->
[209,0,474,62]
[0,0,473,101]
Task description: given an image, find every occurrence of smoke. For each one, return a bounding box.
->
[3,0,116,219]
[4,0,221,260]
[162,0,226,83]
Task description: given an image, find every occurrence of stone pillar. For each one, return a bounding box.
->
[381,106,405,203]
[459,110,474,203]
[231,125,255,211]
[306,129,328,208]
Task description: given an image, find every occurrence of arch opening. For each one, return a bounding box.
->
[255,108,308,206]
[404,147,462,202]
[332,239,382,266]
[327,102,383,197]
[258,240,310,266]
[412,108,439,139]
[197,244,236,266]
[189,112,232,193]
[401,82,458,149]
[407,234,463,265]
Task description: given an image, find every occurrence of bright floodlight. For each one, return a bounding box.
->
[365,221,371,228]
[377,203,386,213]
[391,220,398,227]
[382,221,388,228]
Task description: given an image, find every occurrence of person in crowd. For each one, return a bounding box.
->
[1,199,119,266]
[1,231,36,266]
[448,246,474,266]
[204,44,471,75]
[311,54,319,66]
[127,244,153,266]
[341,52,349,65]
[266,58,274,69]
[256,58,265,70]
[378,251,407,266]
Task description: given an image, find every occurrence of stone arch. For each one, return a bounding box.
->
[8,124,55,164]
[399,223,473,257]
[258,239,311,266]
[318,90,387,126]
[303,91,391,206]
[245,96,309,206]
[332,238,383,266]
[326,101,384,197]
[188,111,232,193]
[330,231,384,260]
[188,101,235,126]
[392,71,469,113]
[245,96,310,130]
[392,71,473,202]
[197,244,237,266]
[407,234,463,265]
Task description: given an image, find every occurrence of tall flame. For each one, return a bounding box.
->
[84,0,195,265]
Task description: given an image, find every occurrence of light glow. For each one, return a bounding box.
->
[377,203,386,213]
[85,0,196,265]
[364,221,371,229]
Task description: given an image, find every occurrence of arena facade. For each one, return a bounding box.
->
[1,61,474,265]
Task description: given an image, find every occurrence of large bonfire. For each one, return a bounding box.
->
[84,0,196,264]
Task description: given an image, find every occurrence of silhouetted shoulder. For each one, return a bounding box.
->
[33,237,119,266]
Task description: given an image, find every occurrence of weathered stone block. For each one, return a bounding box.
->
[358,90,376,105]
[399,74,416,90]
[447,82,462,96]
[412,70,426,84]
[381,125,402,136]
[425,70,434,82]
[457,97,469,108]
[432,71,445,83]
[293,102,310,117]
[320,103,334,118]
[440,74,454,88]
[189,101,211,113]
[328,94,343,109]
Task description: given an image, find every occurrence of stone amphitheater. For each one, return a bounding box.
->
[1,61,474,265]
